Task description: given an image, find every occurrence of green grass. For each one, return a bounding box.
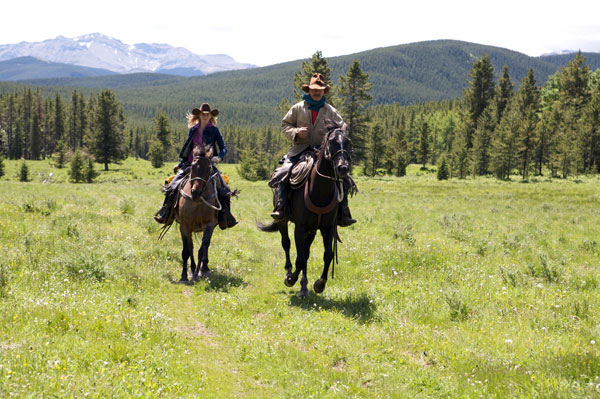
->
[1,159,600,398]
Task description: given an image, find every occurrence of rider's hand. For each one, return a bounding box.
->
[211,156,222,164]
[173,164,181,173]
[295,127,308,142]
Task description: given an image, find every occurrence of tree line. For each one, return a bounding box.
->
[1,50,599,181]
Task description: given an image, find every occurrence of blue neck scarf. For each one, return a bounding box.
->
[303,93,326,111]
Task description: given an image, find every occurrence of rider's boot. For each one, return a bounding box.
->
[154,191,175,224]
[337,182,356,227]
[270,183,290,220]
[218,189,238,230]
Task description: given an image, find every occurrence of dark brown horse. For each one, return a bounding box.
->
[176,147,222,282]
[258,121,352,297]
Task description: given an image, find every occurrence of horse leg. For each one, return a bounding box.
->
[286,225,305,288]
[180,230,194,283]
[192,246,205,281]
[299,231,316,298]
[280,223,294,286]
[198,224,215,278]
[314,225,335,294]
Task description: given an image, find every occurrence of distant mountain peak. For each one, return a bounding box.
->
[540,49,578,56]
[0,33,255,77]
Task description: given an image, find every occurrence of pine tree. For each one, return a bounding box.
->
[88,89,127,171]
[363,123,385,177]
[463,53,495,148]
[437,156,449,180]
[69,150,84,183]
[30,91,43,160]
[292,51,333,102]
[154,112,171,161]
[54,140,67,169]
[515,69,540,180]
[491,101,519,180]
[0,155,4,178]
[84,157,98,183]
[19,160,29,182]
[54,94,66,151]
[471,108,494,175]
[148,140,164,168]
[339,59,373,162]
[493,65,514,124]
[578,88,600,173]
[417,120,431,170]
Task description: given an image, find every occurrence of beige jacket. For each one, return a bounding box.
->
[281,100,345,157]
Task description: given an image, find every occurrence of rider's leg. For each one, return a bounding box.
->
[215,171,238,230]
[337,178,356,227]
[271,182,290,220]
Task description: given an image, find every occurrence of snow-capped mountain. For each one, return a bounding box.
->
[0,33,254,76]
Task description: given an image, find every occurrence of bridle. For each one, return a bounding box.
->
[180,158,222,211]
[315,129,351,202]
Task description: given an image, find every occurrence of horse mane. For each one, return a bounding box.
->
[192,144,214,162]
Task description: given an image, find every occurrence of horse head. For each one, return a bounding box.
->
[323,120,352,179]
[190,145,212,201]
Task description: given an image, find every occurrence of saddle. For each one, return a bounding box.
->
[289,153,315,189]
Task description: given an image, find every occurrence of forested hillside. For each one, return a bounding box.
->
[3,40,599,129]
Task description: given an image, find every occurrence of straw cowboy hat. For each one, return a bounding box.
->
[192,103,219,117]
[301,73,330,94]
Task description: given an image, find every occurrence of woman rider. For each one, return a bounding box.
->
[154,103,237,229]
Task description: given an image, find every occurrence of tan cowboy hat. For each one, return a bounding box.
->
[301,73,330,94]
[192,103,219,117]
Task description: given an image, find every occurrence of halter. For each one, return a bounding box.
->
[180,160,222,211]
[315,129,351,201]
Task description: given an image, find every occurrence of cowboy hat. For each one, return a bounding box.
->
[192,103,219,117]
[301,73,330,94]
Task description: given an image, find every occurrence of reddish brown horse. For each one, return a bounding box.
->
[176,147,222,282]
[258,121,352,297]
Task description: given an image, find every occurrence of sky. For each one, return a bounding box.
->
[3,0,600,67]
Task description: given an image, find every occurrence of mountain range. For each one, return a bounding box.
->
[1,38,599,128]
[0,33,254,79]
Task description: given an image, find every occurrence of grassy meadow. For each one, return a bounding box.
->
[1,158,600,398]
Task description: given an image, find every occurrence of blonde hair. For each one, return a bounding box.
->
[187,112,217,128]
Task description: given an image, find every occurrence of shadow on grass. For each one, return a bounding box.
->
[200,270,245,292]
[288,292,376,324]
[168,270,245,292]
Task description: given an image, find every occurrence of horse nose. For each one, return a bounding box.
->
[338,164,348,176]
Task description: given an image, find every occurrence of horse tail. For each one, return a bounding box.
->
[256,220,284,233]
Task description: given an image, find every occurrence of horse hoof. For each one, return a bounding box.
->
[313,279,326,294]
[284,274,297,287]
[192,274,200,282]
[200,269,210,279]
[177,279,191,285]
[298,288,309,298]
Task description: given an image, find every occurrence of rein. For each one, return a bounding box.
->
[180,169,222,211]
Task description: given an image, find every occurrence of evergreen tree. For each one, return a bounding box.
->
[463,53,495,148]
[416,120,431,170]
[292,51,333,102]
[30,91,43,160]
[88,89,127,171]
[471,108,494,175]
[69,150,84,183]
[154,112,171,160]
[515,69,540,180]
[5,94,16,159]
[84,157,98,183]
[437,156,449,180]
[578,88,600,173]
[339,59,373,162]
[0,154,4,178]
[493,65,514,124]
[558,51,591,115]
[491,101,519,180]
[21,89,33,159]
[54,140,67,169]
[237,149,271,181]
[148,140,164,168]
[385,128,409,177]
[54,94,66,151]
[19,159,29,182]
[363,123,386,176]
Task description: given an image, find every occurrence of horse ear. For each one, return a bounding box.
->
[205,145,214,158]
